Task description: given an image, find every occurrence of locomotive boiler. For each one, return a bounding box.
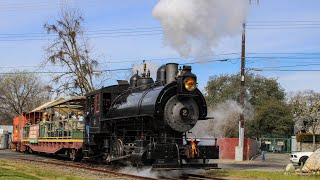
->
[84,63,219,169]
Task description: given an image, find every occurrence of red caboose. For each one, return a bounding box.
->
[12,114,27,151]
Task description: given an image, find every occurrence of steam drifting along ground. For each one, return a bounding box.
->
[153,0,248,59]
[119,166,206,179]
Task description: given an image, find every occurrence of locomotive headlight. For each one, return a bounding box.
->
[184,77,196,91]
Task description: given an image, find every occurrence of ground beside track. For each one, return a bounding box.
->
[211,153,292,171]
[1,150,320,180]
[0,150,134,180]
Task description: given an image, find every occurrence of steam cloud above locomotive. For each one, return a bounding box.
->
[152,0,248,58]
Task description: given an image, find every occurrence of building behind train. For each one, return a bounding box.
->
[0,125,13,149]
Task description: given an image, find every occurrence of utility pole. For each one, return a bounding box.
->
[240,22,246,145]
[235,22,246,161]
[235,0,259,162]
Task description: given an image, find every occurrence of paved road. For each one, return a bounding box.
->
[211,153,292,171]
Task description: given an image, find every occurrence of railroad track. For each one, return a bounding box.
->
[159,173,226,180]
[19,158,225,180]
[20,158,157,180]
[181,174,226,180]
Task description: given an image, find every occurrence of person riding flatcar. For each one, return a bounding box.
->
[85,111,90,140]
[58,122,65,137]
[71,112,77,120]
[76,111,84,129]
[41,112,49,137]
[26,119,31,126]
[77,111,84,121]
[41,112,48,123]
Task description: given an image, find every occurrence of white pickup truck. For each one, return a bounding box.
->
[290,152,313,165]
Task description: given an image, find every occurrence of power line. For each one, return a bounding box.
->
[248,63,320,69]
[2,51,320,69]
[1,19,320,41]
[247,20,320,23]
[248,68,320,72]
[0,28,163,37]
[0,68,133,75]
[247,52,320,55]
[3,52,320,70]
[183,59,234,65]
[0,57,238,74]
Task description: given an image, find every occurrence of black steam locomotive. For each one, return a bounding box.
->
[84,63,219,169]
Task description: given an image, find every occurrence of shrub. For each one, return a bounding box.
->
[296,133,320,142]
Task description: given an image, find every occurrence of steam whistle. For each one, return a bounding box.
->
[143,61,147,73]
[142,60,147,78]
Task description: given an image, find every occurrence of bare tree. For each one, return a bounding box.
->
[0,72,51,125]
[44,8,99,96]
[290,90,320,151]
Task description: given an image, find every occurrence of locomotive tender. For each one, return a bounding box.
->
[13,63,219,169]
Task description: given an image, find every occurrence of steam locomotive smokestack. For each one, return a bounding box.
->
[165,63,178,84]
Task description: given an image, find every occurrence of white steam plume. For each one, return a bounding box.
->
[189,100,254,140]
[152,0,248,59]
[119,167,158,179]
[119,167,205,179]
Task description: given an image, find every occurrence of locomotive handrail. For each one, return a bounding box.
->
[101,114,154,121]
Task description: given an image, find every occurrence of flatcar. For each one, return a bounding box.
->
[13,63,219,169]
[12,97,85,160]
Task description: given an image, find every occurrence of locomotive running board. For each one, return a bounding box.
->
[152,163,219,170]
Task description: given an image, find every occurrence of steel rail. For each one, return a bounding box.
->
[20,158,157,180]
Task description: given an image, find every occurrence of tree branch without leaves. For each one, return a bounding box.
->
[44,8,99,96]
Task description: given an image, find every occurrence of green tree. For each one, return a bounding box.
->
[205,73,285,107]
[289,90,320,151]
[246,98,293,138]
[205,73,293,138]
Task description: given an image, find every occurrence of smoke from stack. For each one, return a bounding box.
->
[152,0,248,59]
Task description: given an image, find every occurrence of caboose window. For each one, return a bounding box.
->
[94,94,101,113]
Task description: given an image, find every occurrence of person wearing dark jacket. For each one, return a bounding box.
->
[260,142,267,161]
[85,112,91,141]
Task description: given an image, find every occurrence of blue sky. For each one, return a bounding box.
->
[0,0,320,94]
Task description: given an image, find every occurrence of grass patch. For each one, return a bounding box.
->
[0,159,92,180]
[0,167,39,180]
[208,170,320,180]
